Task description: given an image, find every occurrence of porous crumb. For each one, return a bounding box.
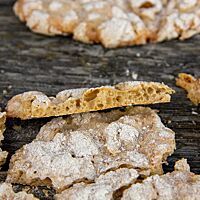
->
[13,0,200,48]
[176,73,200,105]
[0,182,38,199]
[122,159,200,200]
[6,81,174,119]
[6,107,175,191]
[0,112,8,168]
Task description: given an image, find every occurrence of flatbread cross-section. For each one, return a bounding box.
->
[6,81,174,119]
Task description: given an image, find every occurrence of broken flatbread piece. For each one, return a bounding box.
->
[56,168,139,200]
[122,159,200,200]
[0,182,38,200]
[6,81,174,119]
[0,112,8,168]
[13,0,200,48]
[56,159,200,200]
[6,107,175,191]
[176,73,200,105]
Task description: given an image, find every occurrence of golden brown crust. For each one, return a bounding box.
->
[13,0,200,48]
[6,81,174,120]
[6,107,175,191]
[176,73,200,105]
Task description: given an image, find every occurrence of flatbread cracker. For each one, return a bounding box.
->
[176,73,200,105]
[0,182,38,200]
[56,159,200,200]
[0,112,8,168]
[13,0,200,48]
[122,159,200,200]
[6,81,174,119]
[6,107,175,191]
[56,168,139,200]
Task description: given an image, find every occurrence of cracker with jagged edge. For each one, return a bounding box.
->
[6,107,175,192]
[176,73,200,105]
[56,159,200,200]
[0,112,8,168]
[13,0,200,48]
[6,81,174,120]
[122,159,200,200]
[0,182,38,200]
[56,168,139,200]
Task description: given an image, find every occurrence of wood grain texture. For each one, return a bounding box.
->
[0,3,200,199]
[0,0,15,5]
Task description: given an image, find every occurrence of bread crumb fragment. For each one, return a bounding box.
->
[176,73,200,105]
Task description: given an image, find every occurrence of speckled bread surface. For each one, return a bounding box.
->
[13,0,200,48]
[122,159,200,200]
[6,106,175,192]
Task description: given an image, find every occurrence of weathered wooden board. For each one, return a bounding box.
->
[0,0,15,5]
[0,2,200,199]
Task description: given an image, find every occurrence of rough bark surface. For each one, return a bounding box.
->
[0,2,200,200]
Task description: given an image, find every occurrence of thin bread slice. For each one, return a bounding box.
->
[6,81,174,119]
[121,159,200,200]
[6,107,175,191]
[0,112,8,168]
[0,182,38,199]
[176,73,200,105]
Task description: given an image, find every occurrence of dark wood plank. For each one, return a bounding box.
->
[0,0,15,6]
[0,3,200,199]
